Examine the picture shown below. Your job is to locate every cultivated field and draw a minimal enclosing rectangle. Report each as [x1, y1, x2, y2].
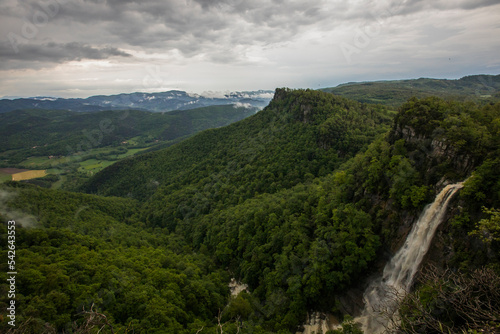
[11, 170, 47, 181]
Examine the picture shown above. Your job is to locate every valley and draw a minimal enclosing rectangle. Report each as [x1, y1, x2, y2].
[1, 75, 500, 333]
[0, 105, 256, 190]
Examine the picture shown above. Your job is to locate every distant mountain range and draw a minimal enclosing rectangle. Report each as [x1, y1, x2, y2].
[0, 90, 274, 113]
[3, 75, 499, 114]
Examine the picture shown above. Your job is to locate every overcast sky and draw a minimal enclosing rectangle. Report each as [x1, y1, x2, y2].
[1, 0, 499, 98]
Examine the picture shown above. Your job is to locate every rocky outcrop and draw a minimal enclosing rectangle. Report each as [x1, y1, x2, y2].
[301, 104, 313, 124]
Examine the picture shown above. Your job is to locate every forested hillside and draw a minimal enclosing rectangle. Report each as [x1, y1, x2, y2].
[1, 88, 500, 333]
[322, 74, 500, 107]
[145, 95, 500, 332]
[0, 105, 254, 165]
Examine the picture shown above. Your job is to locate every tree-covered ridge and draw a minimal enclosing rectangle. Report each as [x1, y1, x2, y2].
[0, 90, 273, 114]
[321, 74, 500, 108]
[0, 105, 254, 165]
[82, 88, 393, 203]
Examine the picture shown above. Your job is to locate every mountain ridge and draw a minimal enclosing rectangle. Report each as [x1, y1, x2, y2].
[0, 90, 274, 114]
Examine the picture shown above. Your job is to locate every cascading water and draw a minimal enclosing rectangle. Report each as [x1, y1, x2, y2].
[355, 182, 464, 333]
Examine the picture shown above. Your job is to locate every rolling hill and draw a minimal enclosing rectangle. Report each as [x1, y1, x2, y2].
[321, 74, 500, 107]
[0, 104, 256, 190]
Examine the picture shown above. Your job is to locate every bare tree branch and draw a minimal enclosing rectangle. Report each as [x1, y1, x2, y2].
[385, 265, 500, 334]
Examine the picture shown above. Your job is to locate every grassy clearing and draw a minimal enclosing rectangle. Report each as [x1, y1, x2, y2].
[20, 156, 70, 169]
[78, 159, 115, 174]
[16, 142, 152, 171]
[0, 171, 11, 183]
[46, 168, 63, 174]
[21, 156, 50, 167]
[51, 174, 67, 189]
[125, 136, 141, 145]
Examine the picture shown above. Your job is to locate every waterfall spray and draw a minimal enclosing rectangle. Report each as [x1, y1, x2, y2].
[355, 182, 464, 333]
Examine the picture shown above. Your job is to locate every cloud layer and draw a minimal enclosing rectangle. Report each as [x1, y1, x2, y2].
[1, 0, 499, 97]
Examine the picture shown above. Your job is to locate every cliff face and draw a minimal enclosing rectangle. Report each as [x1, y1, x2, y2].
[334, 96, 497, 308]
[274, 88, 314, 124]
[391, 123, 476, 179]
[292, 95, 498, 331]
[297, 312, 340, 334]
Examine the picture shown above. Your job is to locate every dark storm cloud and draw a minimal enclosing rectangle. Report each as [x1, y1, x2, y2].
[0, 41, 131, 69]
[94, 0, 327, 49]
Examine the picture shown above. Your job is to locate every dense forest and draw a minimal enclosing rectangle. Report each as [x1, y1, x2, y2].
[0, 184, 232, 333]
[1, 87, 500, 333]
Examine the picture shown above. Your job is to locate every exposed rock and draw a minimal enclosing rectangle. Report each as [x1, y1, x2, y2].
[301, 104, 313, 123]
[297, 312, 340, 334]
[394, 125, 476, 177]
[400, 125, 421, 142]
[228, 278, 248, 297]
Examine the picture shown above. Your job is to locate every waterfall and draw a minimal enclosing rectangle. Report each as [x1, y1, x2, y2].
[355, 182, 464, 333]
